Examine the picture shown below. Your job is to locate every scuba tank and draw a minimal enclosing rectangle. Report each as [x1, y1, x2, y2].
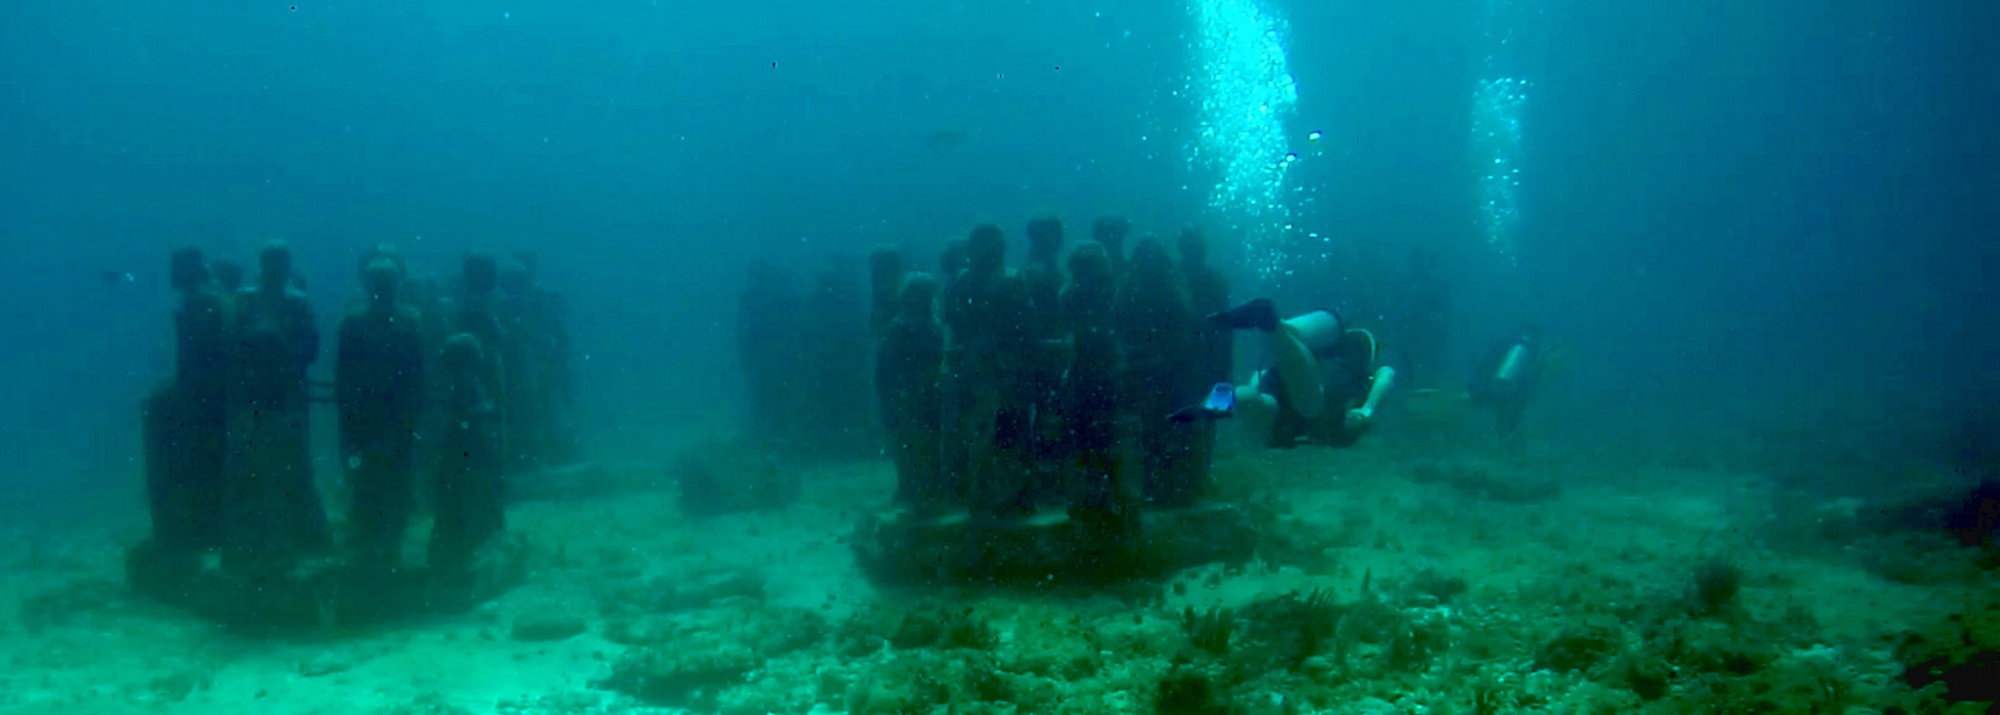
[1494, 342, 1531, 384]
[1488, 330, 1539, 397]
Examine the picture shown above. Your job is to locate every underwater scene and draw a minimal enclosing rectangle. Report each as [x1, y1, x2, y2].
[1, 0, 1996, 713]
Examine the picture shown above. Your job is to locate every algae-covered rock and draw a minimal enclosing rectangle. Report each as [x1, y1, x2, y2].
[1687, 557, 1743, 616]
[1155, 665, 1234, 715]
[1227, 590, 1339, 676]
[376, 693, 475, 715]
[887, 602, 996, 651]
[1535, 618, 1622, 674]
[1619, 652, 1672, 701]
[604, 601, 825, 657]
[596, 599, 830, 708]
[1899, 599, 2000, 704]
[598, 642, 759, 708]
[1654, 617, 1777, 677]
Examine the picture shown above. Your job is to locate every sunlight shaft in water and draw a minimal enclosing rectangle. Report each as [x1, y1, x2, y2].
[1185, 0, 1300, 282]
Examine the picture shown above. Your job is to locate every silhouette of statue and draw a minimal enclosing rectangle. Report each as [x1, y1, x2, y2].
[221, 240, 329, 576]
[432, 333, 505, 571]
[945, 224, 1035, 519]
[1119, 238, 1201, 506]
[876, 273, 945, 511]
[337, 258, 427, 566]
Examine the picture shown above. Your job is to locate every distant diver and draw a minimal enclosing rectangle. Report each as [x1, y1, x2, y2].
[1468, 325, 1545, 435]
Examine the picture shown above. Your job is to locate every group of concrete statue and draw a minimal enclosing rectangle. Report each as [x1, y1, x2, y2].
[142, 240, 573, 583]
[738, 217, 1235, 532]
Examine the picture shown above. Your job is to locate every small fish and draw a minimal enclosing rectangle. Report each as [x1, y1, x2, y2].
[100, 270, 136, 286]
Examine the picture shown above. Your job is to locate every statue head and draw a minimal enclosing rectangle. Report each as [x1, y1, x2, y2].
[170, 247, 208, 293]
[1066, 241, 1112, 288]
[359, 242, 405, 285]
[462, 251, 499, 295]
[257, 240, 294, 290]
[870, 244, 905, 281]
[897, 272, 938, 322]
[442, 332, 484, 372]
[938, 238, 970, 280]
[1176, 226, 1208, 266]
[1129, 236, 1175, 282]
[364, 258, 403, 305]
[1026, 216, 1064, 263]
[967, 223, 1006, 273]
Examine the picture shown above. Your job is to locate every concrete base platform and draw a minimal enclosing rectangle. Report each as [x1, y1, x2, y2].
[852, 503, 1261, 587]
[125, 537, 528, 629]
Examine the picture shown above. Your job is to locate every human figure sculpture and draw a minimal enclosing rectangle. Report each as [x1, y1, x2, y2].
[432, 333, 505, 571]
[876, 273, 945, 512]
[1177, 226, 1230, 493]
[337, 258, 427, 566]
[868, 245, 907, 339]
[1020, 216, 1069, 499]
[222, 240, 329, 575]
[1119, 238, 1201, 507]
[934, 237, 972, 498]
[944, 224, 1035, 519]
[143, 247, 230, 553]
[453, 251, 510, 464]
[1060, 241, 1127, 520]
[1091, 216, 1132, 283]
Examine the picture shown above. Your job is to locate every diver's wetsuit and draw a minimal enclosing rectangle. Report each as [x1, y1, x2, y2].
[1257, 328, 1402, 447]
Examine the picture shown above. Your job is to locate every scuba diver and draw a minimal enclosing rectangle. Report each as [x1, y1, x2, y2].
[1468, 325, 1544, 435]
[1186, 298, 1400, 448]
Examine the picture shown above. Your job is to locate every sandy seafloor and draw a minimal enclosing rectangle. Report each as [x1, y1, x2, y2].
[0, 420, 1993, 715]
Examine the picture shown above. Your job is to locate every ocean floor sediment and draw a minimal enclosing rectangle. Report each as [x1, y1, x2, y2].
[0, 435, 1991, 715]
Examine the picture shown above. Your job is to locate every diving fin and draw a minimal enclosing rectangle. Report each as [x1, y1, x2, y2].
[1170, 383, 1238, 423]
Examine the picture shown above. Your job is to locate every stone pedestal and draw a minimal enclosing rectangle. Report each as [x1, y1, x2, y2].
[125, 536, 527, 629]
[853, 502, 1260, 587]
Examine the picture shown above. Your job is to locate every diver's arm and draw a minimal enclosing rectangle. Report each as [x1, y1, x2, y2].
[1359, 366, 1397, 414]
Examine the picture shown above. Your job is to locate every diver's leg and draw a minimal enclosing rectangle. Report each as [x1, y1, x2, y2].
[1231, 377, 1281, 449]
[1268, 322, 1325, 419]
[1496, 398, 1527, 435]
[1206, 298, 1280, 332]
